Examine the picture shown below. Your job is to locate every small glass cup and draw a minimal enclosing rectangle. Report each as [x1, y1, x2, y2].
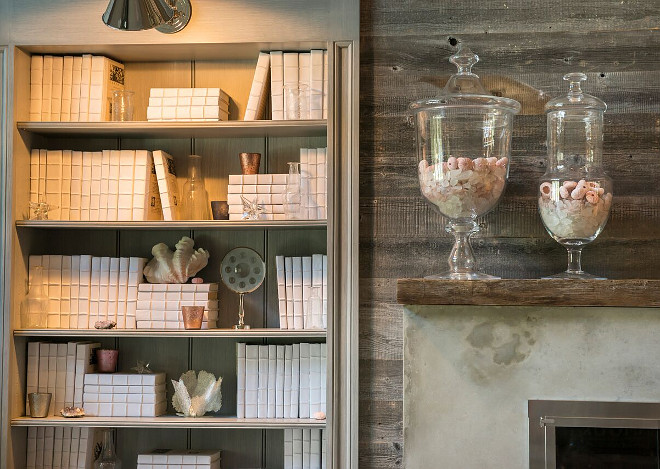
[284, 84, 310, 120]
[182, 306, 204, 329]
[28, 392, 52, 418]
[111, 90, 134, 122]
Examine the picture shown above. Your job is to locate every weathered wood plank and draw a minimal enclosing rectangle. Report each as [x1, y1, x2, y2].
[358, 441, 403, 469]
[397, 279, 660, 306]
[359, 304, 403, 360]
[359, 400, 404, 442]
[359, 359, 403, 399]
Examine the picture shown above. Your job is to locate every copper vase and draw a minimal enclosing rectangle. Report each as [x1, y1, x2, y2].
[182, 306, 205, 329]
[96, 349, 119, 373]
[239, 152, 261, 175]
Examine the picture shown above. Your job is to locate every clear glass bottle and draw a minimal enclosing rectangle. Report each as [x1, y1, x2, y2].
[20, 265, 48, 328]
[181, 154, 211, 220]
[409, 46, 521, 279]
[538, 73, 612, 279]
[283, 162, 305, 219]
[93, 429, 121, 469]
[306, 286, 324, 329]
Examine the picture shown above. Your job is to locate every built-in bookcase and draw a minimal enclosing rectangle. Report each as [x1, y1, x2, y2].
[4, 42, 356, 468]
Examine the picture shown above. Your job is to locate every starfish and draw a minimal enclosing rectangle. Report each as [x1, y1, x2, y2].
[241, 195, 266, 220]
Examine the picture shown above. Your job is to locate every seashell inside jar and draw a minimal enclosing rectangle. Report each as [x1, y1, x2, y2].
[419, 156, 508, 219]
[538, 178, 612, 243]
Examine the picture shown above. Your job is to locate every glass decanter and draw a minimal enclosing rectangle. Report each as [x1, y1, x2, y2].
[538, 73, 612, 279]
[181, 154, 211, 220]
[410, 46, 521, 279]
[283, 162, 306, 219]
[94, 429, 121, 469]
[306, 286, 324, 329]
[20, 265, 48, 328]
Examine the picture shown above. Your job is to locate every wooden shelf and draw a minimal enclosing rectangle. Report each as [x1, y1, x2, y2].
[17, 120, 327, 138]
[14, 328, 327, 339]
[396, 279, 660, 307]
[16, 220, 327, 230]
[11, 416, 326, 429]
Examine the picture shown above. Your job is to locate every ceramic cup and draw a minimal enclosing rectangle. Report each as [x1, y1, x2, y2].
[28, 392, 52, 418]
[211, 201, 230, 220]
[182, 305, 205, 329]
[239, 152, 261, 175]
[96, 349, 119, 373]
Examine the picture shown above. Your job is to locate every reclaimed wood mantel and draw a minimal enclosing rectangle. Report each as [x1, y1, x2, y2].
[396, 279, 660, 307]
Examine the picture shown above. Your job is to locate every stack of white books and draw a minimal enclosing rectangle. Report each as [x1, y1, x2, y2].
[236, 343, 327, 419]
[83, 372, 167, 417]
[137, 449, 221, 469]
[28, 255, 146, 329]
[26, 427, 99, 469]
[244, 50, 328, 121]
[25, 342, 101, 416]
[275, 255, 327, 330]
[300, 147, 328, 220]
[29, 54, 124, 122]
[284, 429, 326, 469]
[136, 283, 219, 329]
[147, 88, 230, 122]
[29, 149, 163, 221]
[227, 174, 287, 220]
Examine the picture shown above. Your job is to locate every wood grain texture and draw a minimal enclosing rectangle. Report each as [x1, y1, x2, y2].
[397, 279, 660, 307]
[359, 0, 660, 466]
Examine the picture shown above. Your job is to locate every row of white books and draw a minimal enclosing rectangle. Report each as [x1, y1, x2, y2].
[26, 427, 99, 469]
[244, 50, 328, 120]
[137, 449, 221, 469]
[236, 343, 326, 419]
[227, 173, 287, 221]
[28, 255, 146, 329]
[30, 54, 124, 122]
[147, 87, 230, 122]
[29, 149, 181, 221]
[300, 147, 328, 220]
[284, 429, 327, 469]
[136, 283, 220, 330]
[276, 255, 328, 330]
[25, 341, 101, 416]
[83, 373, 167, 417]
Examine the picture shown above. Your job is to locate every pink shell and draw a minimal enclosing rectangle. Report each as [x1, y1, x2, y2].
[571, 187, 587, 200]
[562, 180, 578, 191]
[540, 182, 552, 198]
[559, 186, 571, 199]
[447, 157, 458, 170]
[495, 157, 509, 168]
[191, 277, 204, 284]
[457, 157, 473, 170]
[597, 187, 605, 196]
[486, 157, 498, 167]
[473, 158, 488, 171]
[585, 190, 600, 204]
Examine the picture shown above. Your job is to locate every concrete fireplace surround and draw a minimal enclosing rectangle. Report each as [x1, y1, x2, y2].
[403, 305, 660, 468]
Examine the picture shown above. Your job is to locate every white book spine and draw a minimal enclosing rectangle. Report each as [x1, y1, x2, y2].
[41, 55, 53, 121]
[127, 257, 146, 327]
[88, 55, 104, 122]
[30, 55, 43, 121]
[276, 255, 287, 329]
[60, 255, 72, 329]
[310, 50, 324, 120]
[267, 344, 277, 418]
[310, 428, 322, 469]
[38, 149, 47, 207]
[53, 413, 64, 469]
[89, 257, 101, 326]
[46, 150, 63, 220]
[284, 428, 294, 469]
[245, 344, 259, 418]
[51, 55, 64, 122]
[117, 258, 129, 329]
[293, 428, 303, 469]
[108, 257, 120, 325]
[258, 345, 269, 418]
[284, 344, 293, 418]
[107, 150, 120, 221]
[298, 52, 311, 119]
[320, 343, 327, 414]
[132, 150, 149, 221]
[283, 52, 299, 120]
[47, 255, 62, 328]
[309, 343, 322, 416]
[47, 343, 58, 415]
[90, 151, 103, 221]
[299, 342, 310, 418]
[244, 51, 270, 120]
[69, 257, 80, 329]
[26, 341, 40, 414]
[78, 54, 92, 121]
[292, 257, 304, 329]
[44, 426, 55, 468]
[270, 51, 284, 120]
[74, 343, 100, 407]
[236, 342, 246, 418]
[152, 150, 180, 221]
[38, 343, 49, 408]
[78, 255, 92, 329]
[70, 56, 83, 122]
[61, 427, 72, 469]
[291, 343, 300, 418]
[307, 149, 318, 219]
[302, 257, 312, 328]
[29, 149, 40, 212]
[322, 50, 328, 120]
[322, 255, 327, 329]
[36, 427, 45, 469]
[99, 149, 111, 221]
[69, 427, 80, 469]
[321, 429, 327, 469]
[69, 151, 83, 220]
[302, 428, 311, 469]
[61, 56, 74, 122]
[26, 427, 38, 468]
[65, 341, 78, 406]
[276, 345, 285, 418]
[80, 151, 92, 221]
[99, 257, 111, 323]
[317, 147, 327, 219]
[285, 257, 295, 330]
[118, 150, 136, 220]
[61, 150, 72, 220]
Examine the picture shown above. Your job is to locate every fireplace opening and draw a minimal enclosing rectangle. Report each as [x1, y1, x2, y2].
[529, 401, 660, 469]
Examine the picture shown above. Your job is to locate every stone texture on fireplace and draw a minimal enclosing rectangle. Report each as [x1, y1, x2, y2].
[403, 305, 660, 468]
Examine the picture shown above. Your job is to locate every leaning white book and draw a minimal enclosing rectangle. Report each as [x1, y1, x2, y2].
[322, 255, 328, 329]
[132, 150, 163, 221]
[29, 55, 43, 121]
[244, 52, 271, 121]
[153, 150, 181, 221]
[74, 342, 100, 407]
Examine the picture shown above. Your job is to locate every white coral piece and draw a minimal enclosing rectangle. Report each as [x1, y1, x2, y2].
[172, 370, 223, 418]
[143, 236, 210, 283]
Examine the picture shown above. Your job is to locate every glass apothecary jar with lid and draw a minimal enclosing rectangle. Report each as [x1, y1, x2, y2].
[538, 73, 612, 279]
[410, 46, 521, 279]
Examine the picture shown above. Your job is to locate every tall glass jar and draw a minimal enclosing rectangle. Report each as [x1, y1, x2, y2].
[181, 154, 211, 220]
[538, 73, 612, 279]
[94, 429, 121, 469]
[410, 46, 521, 279]
[283, 162, 305, 219]
[20, 265, 48, 328]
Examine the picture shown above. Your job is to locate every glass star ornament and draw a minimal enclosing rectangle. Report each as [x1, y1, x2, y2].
[131, 361, 153, 374]
[29, 201, 57, 220]
[241, 195, 265, 220]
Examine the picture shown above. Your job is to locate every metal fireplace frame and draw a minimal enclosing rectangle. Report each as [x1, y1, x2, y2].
[529, 400, 660, 469]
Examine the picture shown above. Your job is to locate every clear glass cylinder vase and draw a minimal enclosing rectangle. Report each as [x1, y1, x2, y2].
[182, 154, 211, 220]
[94, 429, 121, 469]
[283, 162, 305, 219]
[20, 265, 48, 328]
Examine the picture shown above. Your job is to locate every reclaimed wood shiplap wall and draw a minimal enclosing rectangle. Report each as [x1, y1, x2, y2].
[359, 1, 660, 466]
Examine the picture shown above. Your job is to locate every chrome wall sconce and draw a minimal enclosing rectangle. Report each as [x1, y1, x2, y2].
[102, 0, 192, 34]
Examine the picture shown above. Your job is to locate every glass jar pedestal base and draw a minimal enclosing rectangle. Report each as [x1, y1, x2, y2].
[426, 220, 500, 280]
[542, 247, 607, 280]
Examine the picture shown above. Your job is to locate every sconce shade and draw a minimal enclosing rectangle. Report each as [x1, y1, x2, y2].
[102, 0, 175, 31]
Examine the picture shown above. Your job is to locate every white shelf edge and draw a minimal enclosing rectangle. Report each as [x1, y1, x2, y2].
[11, 416, 326, 429]
[14, 328, 327, 338]
[15, 220, 327, 230]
